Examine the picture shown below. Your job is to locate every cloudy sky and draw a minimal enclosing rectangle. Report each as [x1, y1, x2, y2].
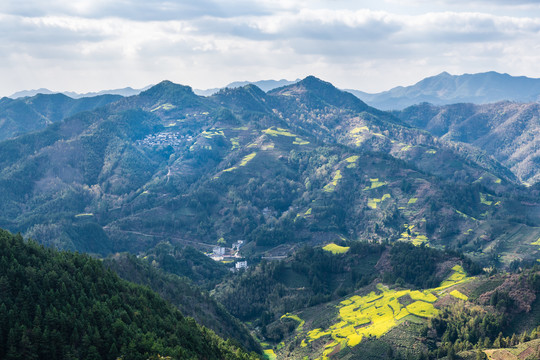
[1, 0, 540, 96]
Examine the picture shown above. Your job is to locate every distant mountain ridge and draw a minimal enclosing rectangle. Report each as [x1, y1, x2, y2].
[8, 86, 152, 99]
[194, 78, 300, 96]
[9, 79, 298, 99]
[0, 92, 123, 141]
[395, 101, 540, 184]
[349, 71, 540, 110]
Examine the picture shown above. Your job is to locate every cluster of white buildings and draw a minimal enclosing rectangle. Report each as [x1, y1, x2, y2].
[208, 240, 248, 270]
[136, 131, 192, 148]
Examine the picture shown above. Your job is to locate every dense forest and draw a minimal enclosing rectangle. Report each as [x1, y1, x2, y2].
[0, 228, 259, 360]
[103, 251, 261, 352]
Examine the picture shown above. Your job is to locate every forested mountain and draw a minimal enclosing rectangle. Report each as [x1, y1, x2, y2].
[395, 101, 540, 185]
[0, 228, 259, 360]
[0, 93, 122, 141]
[350, 71, 540, 110]
[103, 250, 261, 352]
[0, 76, 538, 268]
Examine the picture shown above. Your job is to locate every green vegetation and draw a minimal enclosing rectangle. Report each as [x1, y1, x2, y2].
[397, 101, 540, 185]
[0, 229, 258, 360]
[262, 127, 297, 137]
[480, 193, 493, 206]
[280, 313, 305, 332]
[399, 225, 429, 246]
[301, 266, 471, 356]
[450, 289, 468, 301]
[240, 152, 257, 166]
[0, 92, 122, 142]
[104, 252, 261, 352]
[323, 243, 350, 254]
[323, 170, 342, 192]
[439, 265, 468, 289]
[4, 76, 540, 360]
[74, 213, 94, 217]
[384, 243, 481, 289]
[263, 349, 276, 360]
[484, 338, 540, 360]
[364, 178, 388, 191]
[231, 137, 240, 150]
[368, 193, 391, 209]
[202, 128, 225, 138]
[151, 103, 176, 111]
[214, 243, 385, 323]
[293, 138, 310, 145]
[140, 242, 230, 289]
[351, 126, 369, 134]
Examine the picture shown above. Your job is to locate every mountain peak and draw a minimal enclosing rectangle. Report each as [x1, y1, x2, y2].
[269, 75, 336, 94]
[9, 88, 57, 99]
[211, 83, 269, 113]
[270, 75, 370, 113]
[225, 79, 299, 92]
[143, 80, 193, 93]
[436, 71, 452, 77]
[139, 80, 198, 101]
[298, 75, 332, 88]
[355, 71, 540, 110]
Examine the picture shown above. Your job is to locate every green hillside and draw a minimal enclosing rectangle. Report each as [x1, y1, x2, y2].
[0, 228, 259, 360]
[395, 101, 540, 185]
[0, 93, 122, 141]
[219, 241, 539, 360]
[104, 251, 261, 352]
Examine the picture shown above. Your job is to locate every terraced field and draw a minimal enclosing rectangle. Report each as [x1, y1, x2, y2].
[323, 243, 350, 254]
[262, 127, 309, 145]
[364, 178, 388, 191]
[281, 265, 473, 360]
[324, 170, 343, 192]
[399, 224, 429, 246]
[368, 194, 391, 209]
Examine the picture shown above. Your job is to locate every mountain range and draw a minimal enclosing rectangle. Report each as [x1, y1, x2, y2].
[349, 71, 540, 110]
[10, 71, 540, 112]
[8, 86, 152, 99]
[0, 93, 123, 141]
[7, 79, 298, 99]
[0, 76, 537, 268]
[2, 74, 540, 360]
[395, 101, 540, 185]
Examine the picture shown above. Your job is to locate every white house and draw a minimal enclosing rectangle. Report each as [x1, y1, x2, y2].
[235, 261, 248, 270]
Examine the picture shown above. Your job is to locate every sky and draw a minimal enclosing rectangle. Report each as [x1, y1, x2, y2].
[1, 0, 540, 96]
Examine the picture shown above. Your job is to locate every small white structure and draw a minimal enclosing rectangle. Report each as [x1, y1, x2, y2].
[232, 240, 245, 251]
[213, 246, 226, 256]
[235, 261, 248, 270]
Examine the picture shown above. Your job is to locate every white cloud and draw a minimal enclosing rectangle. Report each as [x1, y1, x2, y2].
[1, 1, 540, 95]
